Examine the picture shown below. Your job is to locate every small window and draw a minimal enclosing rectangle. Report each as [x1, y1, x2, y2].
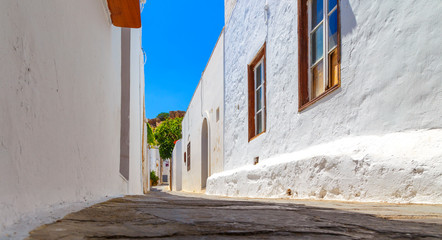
[298, 0, 340, 111]
[184, 152, 186, 163]
[187, 142, 191, 171]
[216, 107, 220, 122]
[247, 43, 266, 141]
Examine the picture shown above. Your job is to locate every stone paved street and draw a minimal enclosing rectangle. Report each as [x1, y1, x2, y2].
[28, 188, 442, 240]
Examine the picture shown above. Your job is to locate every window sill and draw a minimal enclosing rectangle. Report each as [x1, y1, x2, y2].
[298, 84, 340, 112]
[248, 130, 266, 142]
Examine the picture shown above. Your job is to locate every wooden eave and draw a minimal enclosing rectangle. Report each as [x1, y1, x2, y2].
[107, 0, 141, 28]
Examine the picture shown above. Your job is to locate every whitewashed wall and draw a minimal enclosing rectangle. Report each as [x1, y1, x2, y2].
[222, 0, 442, 170]
[148, 147, 161, 178]
[172, 140, 183, 191]
[180, 32, 225, 192]
[208, 0, 442, 203]
[224, 0, 237, 25]
[0, 0, 144, 236]
[128, 28, 145, 194]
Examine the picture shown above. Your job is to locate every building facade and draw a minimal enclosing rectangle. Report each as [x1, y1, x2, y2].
[173, 31, 225, 193]
[0, 0, 147, 235]
[206, 0, 442, 203]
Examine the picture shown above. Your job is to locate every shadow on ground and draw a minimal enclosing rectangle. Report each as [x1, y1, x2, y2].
[27, 190, 442, 239]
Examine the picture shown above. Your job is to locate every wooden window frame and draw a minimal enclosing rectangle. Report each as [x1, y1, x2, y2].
[248, 43, 267, 141]
[298, 0, 341, 112]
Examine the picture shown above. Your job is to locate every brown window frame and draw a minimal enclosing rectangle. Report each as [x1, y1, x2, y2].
[247, 43, 267, 142]
[298, 0, 341, 112]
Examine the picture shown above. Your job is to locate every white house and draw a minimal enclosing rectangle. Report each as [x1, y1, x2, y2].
[206, 0, 442, 204]
[0, 0, 148, 236]
[148, 146, 161, 182]
[172, 140, 183, 191]
[173, 31, 225, 193]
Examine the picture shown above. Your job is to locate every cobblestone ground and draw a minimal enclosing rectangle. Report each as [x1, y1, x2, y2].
[28, 189, 442, 240]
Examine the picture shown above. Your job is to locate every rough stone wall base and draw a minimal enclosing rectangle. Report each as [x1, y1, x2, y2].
[207, 129, 442, 204]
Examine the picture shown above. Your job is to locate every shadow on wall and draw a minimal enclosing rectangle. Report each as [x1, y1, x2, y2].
[341, 0, 357, 37]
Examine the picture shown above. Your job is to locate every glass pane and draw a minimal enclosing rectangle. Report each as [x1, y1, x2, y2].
[328, 0, 337, 12]
[312, 60, 324, 99]
[328, 10, 338, 51]
[328, 50, 339, 88]
[311, 24, 323, 65]
[311, 0, 323, 28]
[256, 111, 263, 134]
[255, 63, 262, 87]
[256, 88, 262, 111]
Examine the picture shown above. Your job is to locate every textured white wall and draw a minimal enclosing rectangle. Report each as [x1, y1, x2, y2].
[180, 32, 225, 192]
[223, 0, 442, 170]
[0, 0, 144, 235]
[224, 0, 237, 25]
[148, 147, 160, 178]
[181, 84, 203, 192]
[128, 28, 144, 194]
[172, 140, 182, 191]
[209, 0, 442, 203]
[208, 129, 442, 203]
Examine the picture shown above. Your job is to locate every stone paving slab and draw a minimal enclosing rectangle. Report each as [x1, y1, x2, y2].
[28, 189, 442, 239]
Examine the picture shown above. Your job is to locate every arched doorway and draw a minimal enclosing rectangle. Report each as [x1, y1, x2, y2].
[201, 118, 209, 189]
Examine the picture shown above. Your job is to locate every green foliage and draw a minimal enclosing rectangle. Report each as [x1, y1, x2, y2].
[150, 171, 159, 186]
[147, 123, 157, 146]
[154, 117, 182, 159]
[156, 112, 170, 121]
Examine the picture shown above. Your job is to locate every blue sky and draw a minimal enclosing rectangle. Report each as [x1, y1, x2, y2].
[142, 1, 224, 119]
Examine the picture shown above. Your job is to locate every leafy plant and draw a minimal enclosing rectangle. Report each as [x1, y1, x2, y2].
[150, 171, 159, 186]
[156, 112, 170, 121]
[154, 117, 182, 159]
[147, 123, 157, 146]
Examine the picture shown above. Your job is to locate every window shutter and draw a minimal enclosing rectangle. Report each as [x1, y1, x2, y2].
[298, 0, 309, 109]
[248, 64, 255, 141]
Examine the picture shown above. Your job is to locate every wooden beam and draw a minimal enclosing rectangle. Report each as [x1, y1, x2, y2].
[107, 0, 141, 28]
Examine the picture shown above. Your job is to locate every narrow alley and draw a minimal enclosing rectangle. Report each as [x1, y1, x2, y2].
[28, 188, 442, 239]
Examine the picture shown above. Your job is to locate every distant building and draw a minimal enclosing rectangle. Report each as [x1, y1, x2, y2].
[0, 0, 147, 234]
[172, 31, 225, 192]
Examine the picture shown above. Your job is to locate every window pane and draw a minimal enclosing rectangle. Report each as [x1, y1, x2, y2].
[256, 88, 262, 111]
[328, 0, 337, 12]
[311, 24, 323, 65]
[255, 63, 262, 87]
[256, 111, 263, 134]
[311, 0, 323, 28]
[328, 10, 338, 51]
[312, 60, 324, 99]
[328, 50, 339, 88]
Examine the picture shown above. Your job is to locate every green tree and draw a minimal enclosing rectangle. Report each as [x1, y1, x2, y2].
[147, 123, 157, 146]
[156, 112, 170, 121]
[154, 117, 182, 159]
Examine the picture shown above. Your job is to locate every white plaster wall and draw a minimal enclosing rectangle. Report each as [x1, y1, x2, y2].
[224, 0, 237, 25]
[128, 28, 145, 194]
[211, 0, 442, 203]
[162, 159, 170, 183]
[181, 32, 224, 192]
[202, 32, 225, 176]
[207, 129, 442, 204]
[181, 86, 203, 192]
[148, 147, 160, 178]
[0, 0, 144, 235]
[222, 0, 442, 170]
[172, 140, 183, 191]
